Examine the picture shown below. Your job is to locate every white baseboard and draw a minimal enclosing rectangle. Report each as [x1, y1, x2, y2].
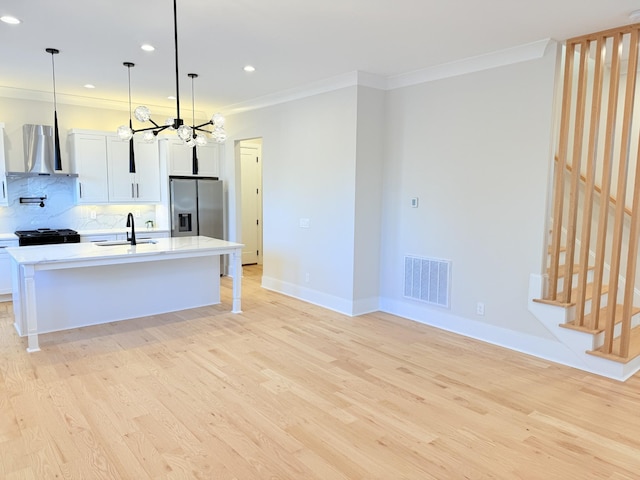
[260, 276, 380, 316]
[379, 296, 632, 381]
[260, 274, 636, 380]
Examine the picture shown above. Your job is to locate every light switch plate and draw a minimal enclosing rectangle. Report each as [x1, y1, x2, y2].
[411, 197, 419, 208]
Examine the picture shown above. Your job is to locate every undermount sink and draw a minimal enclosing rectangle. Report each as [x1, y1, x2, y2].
[94, 239, 157, 246]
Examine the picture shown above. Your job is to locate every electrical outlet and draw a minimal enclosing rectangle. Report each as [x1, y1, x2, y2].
[299, 218, 310, 228]
[476, 302, 485, 316]
[90, 210, 97, 219]
[134, 210, 141, 218]
[305, 272, 310, 283]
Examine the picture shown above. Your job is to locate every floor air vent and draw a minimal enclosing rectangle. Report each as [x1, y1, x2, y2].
[404, 255, 451, 308]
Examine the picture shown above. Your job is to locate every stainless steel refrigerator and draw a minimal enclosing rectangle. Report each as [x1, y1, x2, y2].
[169, 176, 226, 272]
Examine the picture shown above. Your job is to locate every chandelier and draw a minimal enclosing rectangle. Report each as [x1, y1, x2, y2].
[117, 0, 226, 172]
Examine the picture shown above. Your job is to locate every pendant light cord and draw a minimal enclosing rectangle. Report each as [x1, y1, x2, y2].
[127, 64, 133, 127]
[191, 75, 195, 127]
[50, 54, 57, 109]
[173, 0, 181, 123]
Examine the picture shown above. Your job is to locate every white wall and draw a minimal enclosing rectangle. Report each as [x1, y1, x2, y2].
[353, 86, 385, 314]
[222, 46, 566, 346]
[379, 46, 559, 339]
[225, 87, 361, 313]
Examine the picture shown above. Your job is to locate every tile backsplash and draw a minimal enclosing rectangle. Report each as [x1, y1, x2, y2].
[0, 176, 158, 233]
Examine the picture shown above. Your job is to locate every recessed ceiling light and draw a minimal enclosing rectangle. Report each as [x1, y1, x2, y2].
[141, 44, 155, 52]
[167, 95, 176, 100]
[0, 15, 21, 24]
[244, 65, 256, 72]
[84, 84, 96, 89]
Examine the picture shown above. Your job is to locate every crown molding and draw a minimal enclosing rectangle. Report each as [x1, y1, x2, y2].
[0, 86, 208, 118]
[224, 39, 555, 114]
[1, 39, 556, 117]
[387, 38, 555, 89]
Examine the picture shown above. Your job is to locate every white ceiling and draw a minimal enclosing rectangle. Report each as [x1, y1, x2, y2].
[0, 0, 639, 117]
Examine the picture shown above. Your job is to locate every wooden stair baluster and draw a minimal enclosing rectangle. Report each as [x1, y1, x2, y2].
[547, 42, 576, 302]
[621, 28, 640, 358]
[592, 32, 623, 352]
[561, 40, 589, 306]
[576, 36, 605, 330]
[604, 29, 639, 354]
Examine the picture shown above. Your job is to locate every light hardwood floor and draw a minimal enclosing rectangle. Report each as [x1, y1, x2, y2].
[2, 265, 640, 479]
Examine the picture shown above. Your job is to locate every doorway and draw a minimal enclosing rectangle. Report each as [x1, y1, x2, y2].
[238, 139, 263, 265]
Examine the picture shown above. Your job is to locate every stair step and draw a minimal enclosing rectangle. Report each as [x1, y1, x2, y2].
[560, 304, 640, 334]
[587, 323, 640, 363]
[533, 283, 608, 307]
[547, 245, 567, 254]
[547, 263, 594, 279]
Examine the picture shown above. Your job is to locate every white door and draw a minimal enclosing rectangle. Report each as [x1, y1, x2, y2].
[240, 142, 262, 265]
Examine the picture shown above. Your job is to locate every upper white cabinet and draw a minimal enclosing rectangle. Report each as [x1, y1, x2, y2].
[0, 123, 8, 206]
[107, 137, 161, 203]
[70, 130, 161, 204]
[167, 139, 220, 177]
[70, 132, 109, 204]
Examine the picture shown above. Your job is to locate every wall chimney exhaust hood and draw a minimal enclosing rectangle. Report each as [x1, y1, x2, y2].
[6, 124, 77, 178]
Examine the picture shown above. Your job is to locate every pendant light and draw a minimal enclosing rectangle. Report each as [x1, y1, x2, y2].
[187, 73, 208, 175]
[117, 62, 137, 173]
[117, 0, 226, 161]
[46, 48, 62, 171]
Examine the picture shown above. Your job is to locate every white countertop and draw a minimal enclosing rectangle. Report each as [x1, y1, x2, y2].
[0, 233, 18, 242]
[7, 236, 243, 266]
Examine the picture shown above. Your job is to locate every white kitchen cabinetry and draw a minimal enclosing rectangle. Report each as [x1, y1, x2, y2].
[136, 230, 170, 241]
[167, 139, 220, 177]
[108, 137, 161, 203]
[70, 130, 161, 204]
[70, 133, 109, 204]
[0, 123, 9, 206]
[80, 233, 119, 243]
[81, 231, 168, 243]
[0, 239, 18, 296]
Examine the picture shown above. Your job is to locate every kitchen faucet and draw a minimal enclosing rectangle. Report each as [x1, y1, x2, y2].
[126, 212, 137, 245]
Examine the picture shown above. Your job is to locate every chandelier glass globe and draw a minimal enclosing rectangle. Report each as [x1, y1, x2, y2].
[134, 105, 151, 122]
[212, 113, 225, 127]
[117, 125, 133, 141]
[142, 131, 155, 143]
[177, 124, 193, 141]
[212, 128, 227, 144]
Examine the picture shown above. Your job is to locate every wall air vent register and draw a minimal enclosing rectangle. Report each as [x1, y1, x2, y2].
[404, 255, 451, 308]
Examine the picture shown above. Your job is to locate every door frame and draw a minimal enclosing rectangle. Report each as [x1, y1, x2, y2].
[235, 138, 263, 265]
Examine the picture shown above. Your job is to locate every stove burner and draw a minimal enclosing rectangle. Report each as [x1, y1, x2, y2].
[15, 228, 80, 246]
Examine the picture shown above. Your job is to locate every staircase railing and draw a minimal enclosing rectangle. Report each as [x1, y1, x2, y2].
[546, 24, 640, 360]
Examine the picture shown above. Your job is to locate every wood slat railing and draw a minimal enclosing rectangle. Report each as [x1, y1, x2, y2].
[546, 24, 640, 361]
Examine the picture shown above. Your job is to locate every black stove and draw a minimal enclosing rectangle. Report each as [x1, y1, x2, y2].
[15, 228, 81, 246]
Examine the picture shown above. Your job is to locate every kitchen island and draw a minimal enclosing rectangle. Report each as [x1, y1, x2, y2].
[7, 236, 244, 352]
